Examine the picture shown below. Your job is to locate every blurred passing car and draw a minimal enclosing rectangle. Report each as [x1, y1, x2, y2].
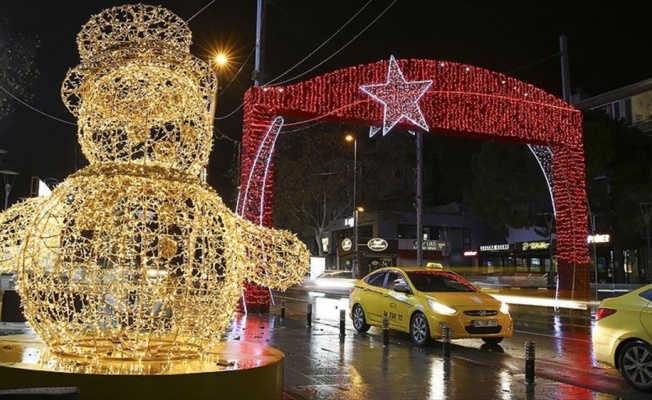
[592, 284, 652, 392]
[349, 265, 513, 346]
[303, 270, 357, 294]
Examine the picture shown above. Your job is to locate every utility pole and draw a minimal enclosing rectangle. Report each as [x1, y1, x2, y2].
[416, 132, 423, 266]
[253, 0, 264, 86]
[559, 34, 572, 103]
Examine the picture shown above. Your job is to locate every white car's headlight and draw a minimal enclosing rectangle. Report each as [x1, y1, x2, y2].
[427, 299, 457, 315]
[500, 302, 509, 314]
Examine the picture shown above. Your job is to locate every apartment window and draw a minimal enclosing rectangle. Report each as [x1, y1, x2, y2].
[595, 101, 621, 121]
[631, 91, 652, 125]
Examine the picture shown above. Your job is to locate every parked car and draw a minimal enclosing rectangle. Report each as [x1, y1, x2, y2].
[592, 284, 652, 392]
[303, 270, 357, 293]
[349, 265, 513, 346]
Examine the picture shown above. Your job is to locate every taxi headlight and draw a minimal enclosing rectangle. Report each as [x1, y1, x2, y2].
[500, 302, 509, 314]
[427, 299, 456, 315]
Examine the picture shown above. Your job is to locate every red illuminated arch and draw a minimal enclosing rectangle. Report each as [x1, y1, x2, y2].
[238, 58, 589, 299]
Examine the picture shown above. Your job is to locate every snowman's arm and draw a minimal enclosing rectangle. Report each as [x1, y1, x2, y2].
[237, 219, 310, 291]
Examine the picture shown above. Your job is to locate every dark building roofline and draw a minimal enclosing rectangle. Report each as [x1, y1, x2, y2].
[574, 77, 652, 110]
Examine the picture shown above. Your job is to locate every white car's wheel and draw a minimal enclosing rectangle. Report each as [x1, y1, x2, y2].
[352, 304, 370, 333]
[619, 340, 652, 392]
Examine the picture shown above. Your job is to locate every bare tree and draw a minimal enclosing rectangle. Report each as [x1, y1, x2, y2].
[0, 14, 39, 120]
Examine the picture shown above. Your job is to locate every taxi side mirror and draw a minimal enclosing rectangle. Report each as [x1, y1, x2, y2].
[393, 283, 411, 294]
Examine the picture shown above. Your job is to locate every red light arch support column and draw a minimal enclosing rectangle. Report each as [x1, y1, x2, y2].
[238, 58, 589, 305]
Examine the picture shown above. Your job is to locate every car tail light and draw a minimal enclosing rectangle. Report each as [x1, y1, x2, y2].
[596, 307, 617, 321]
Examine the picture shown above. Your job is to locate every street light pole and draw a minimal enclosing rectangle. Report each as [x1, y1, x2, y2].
[416, 132, 424, 266]
[639, 202, 652, 283]
[346, 134, 358, 277]
[353, 137, 357, 245]
[559, 34, 572, 104]
[208, 53, 228, 118]
[206, 53, 228, 183]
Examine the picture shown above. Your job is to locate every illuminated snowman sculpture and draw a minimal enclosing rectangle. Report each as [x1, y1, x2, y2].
[0, 4, 309, 360]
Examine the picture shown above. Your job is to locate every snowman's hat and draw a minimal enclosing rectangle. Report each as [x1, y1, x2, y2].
[61, 3, 216, 116]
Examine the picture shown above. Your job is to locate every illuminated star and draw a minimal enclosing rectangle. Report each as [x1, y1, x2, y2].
[360, 56, 433, 135]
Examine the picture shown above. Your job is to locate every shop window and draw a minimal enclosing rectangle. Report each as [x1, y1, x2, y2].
[515, 257, 528, 271]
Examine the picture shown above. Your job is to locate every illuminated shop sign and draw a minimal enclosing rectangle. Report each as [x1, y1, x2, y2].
[587, 234, 610, 244]
[479, 244, 510, 252]
[341, 238, 352, 251]
[412, 240, 446, 251]
[463, 250, 478, 257]
[367, 238, 388, 252]
[520, 241, 550, 251]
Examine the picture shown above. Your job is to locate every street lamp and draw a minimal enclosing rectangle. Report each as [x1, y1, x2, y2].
[1, 169, 19, 210]
[208, 52, 229, 116]
[204, 52, 229, 183]
[345, 134, 359, 276]
[213, 53, 228, 68]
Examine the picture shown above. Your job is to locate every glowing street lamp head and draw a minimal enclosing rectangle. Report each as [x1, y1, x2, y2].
[213, 53, 228, 67]
[345, 134, 355, 142]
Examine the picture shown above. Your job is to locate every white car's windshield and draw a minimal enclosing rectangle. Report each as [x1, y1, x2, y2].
[407, 271, 477, 293]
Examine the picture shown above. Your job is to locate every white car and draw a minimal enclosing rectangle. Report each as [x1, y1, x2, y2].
[304, 270, 356, 293]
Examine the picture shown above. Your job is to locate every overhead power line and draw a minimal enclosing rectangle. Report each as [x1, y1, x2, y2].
[265, 0, 374, 86]
[0, 84, 76, 126]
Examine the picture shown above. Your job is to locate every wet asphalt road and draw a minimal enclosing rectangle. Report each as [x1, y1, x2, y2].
[0, 288, 647, 399]
[255, 287, 648, 400]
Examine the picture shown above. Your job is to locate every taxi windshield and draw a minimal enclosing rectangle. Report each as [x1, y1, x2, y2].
[406, 271, 477, 293]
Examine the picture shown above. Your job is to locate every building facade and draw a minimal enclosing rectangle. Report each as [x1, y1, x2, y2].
[574, 78, 652, 284]
[323, 203, 507, 278]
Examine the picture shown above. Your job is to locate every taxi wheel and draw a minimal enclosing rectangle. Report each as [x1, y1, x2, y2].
[618, 340, 652, 392]
[352, 304, 370, 333]
[482, 337, 503, 345]
[410, 312, 430, 346]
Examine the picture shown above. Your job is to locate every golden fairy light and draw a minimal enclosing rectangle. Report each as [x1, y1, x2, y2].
[0, 4, 309, 361]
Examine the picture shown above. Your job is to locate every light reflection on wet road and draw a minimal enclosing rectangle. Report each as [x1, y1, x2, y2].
[256, 288, 648, 399]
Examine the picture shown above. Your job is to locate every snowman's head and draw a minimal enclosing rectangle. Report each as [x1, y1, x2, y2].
[61, 4, 217, 176]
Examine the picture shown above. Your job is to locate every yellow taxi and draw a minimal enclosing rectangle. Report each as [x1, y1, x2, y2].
[592, 284, 652, 392]
[349, 265, 513, 346]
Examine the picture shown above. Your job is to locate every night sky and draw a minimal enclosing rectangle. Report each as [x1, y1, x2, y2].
[1, 0, 651, 205]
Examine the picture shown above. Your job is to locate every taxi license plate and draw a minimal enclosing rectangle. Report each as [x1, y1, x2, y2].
[472, 320, 497, 327]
